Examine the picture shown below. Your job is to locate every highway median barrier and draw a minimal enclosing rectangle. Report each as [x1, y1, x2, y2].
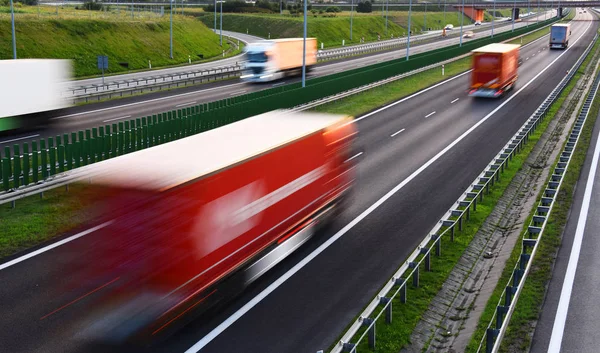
[0, 17, 559, 200]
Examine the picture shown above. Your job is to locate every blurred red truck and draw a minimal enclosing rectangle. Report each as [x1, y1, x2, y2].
[73, 110, 358, 344]
[469, 43, 520, 98]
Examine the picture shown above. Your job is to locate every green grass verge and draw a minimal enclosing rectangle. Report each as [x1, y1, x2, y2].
[0, 184, 103, 259]
[465, 32, 600, 353]
[0, 7, 231, 77]
[196, 11, 474, 48]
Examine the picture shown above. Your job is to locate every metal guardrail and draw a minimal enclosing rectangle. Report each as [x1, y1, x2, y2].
[475, 32, 600, 353]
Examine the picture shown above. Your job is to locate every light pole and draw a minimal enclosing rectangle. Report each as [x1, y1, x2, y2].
[537, 0, 540, 24]
[424, 2, 427, 32]
[350, 0, 353, 41]
[214, 0, 217, 32]
[220, 0, 223, 46]
[302, 0, 307, 87]
[385, 0, 389, 35]
[443, 0, 446, 29]
[407, 0, 412, 59]
[492, 0, 495, 37]
[170, 0, 173, 58]
[459, 0, 464, 47]
[9, 0, 16, 59]
[512, 0, 516, 32]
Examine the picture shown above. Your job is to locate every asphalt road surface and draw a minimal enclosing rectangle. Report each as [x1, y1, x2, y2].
[0, 9, 594, 353]
[530, 65, 600, 352]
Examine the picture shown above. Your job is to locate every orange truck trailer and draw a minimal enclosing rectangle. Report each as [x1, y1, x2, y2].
[73, 110, 358, 344]
[241, 38, 318, 82]
[469, 43, 520, 98]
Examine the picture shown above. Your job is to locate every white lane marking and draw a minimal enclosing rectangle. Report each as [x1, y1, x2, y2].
[229, 90, 247, 96]
[271, 82, 286, 87]
[0, 222, 112, 271]
[425, 111, 436, 118]
[175, 101, 197, 108]
[50, 82, 247, 120]
[548, 120, 600, 352]
[102, 115, 131, 123]
[0, 134, 40, 144]
[390, 128, 406, 137]
[526, 57, 529, 60]
[184, 20, 592, 353]
[451, 98, 460, 104]
[352, 70, 472, 124]
[344, 152, 363, 163]
[533, 53, 536, 57]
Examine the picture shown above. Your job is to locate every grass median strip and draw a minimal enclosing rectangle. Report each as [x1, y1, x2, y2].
[466, 31, 600, 353]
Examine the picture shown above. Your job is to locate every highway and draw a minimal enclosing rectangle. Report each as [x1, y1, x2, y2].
[529, 76, 600, 351]
[0, 9, 594, 353]
[0, 11, 555, 150]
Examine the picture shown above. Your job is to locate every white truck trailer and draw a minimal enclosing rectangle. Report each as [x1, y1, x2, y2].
[241, 38, 318, 83]
[549, 24, 571, 49]
[0, 59, 72, 132]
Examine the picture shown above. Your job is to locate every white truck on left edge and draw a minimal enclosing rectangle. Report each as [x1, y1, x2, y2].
[0, 59, 73, 132]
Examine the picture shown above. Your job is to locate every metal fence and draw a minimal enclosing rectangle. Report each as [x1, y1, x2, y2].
[475, 32, 600, 353]
[0, 17, 558, 199]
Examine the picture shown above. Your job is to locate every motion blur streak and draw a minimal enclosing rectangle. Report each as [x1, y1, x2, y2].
[152, 290, 218, 336]
[40, 277, 120, 321]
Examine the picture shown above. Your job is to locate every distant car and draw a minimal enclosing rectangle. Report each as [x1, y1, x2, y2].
[463, 31, 475, 38]
[474, 21, 482, 26]
[445, 24, 454, 30]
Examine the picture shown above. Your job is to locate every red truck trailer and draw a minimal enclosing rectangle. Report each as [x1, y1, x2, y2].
[72, 110, 358, 344]
[469, 43, 520, 98]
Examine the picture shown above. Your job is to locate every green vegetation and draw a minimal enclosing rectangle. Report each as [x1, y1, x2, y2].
[467, 33, 600, 353]
[196, 11, 473, 48]
[0, 6, 234, 77]
[0, 184, 103, 259]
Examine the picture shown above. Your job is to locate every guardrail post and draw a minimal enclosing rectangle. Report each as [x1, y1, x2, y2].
[458, 215, 463, 232]
[432, 234, 441, 256]
[420, 248, 431, 271]
[486, 328, 498, 353]
[409, 262, 419, 287]
[380, 297, 392, 324]
[473, 196, 478, 211]
[361, 317, 376, 349]
[341, 342, 356, 353]
[396, 277, 407, 303]
[513, 268, 524, 288]
[23, 143, 29, 186]
[496, 305, 508, 330]
[13, 145, 21, 189]
[519, 253, 531, 270]
[504, 286, 516, 307]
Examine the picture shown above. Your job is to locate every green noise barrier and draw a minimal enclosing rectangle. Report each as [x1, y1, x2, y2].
[0, 17, 558, 192]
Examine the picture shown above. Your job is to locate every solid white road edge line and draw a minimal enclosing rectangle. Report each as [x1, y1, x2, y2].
[184, 19, 592, 353]
[547, 116, 600, 352]
[0, 134, 40, 144]
[102, 115, 131, 123]
[0, 222, 112, 271]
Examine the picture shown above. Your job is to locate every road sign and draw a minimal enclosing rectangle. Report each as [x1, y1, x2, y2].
[97, 55, 108, 70]
[97, 55, 108, 85]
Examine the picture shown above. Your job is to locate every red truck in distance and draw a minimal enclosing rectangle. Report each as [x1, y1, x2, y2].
[469, 43, 520, 98]
[70, 110, 359, 345]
